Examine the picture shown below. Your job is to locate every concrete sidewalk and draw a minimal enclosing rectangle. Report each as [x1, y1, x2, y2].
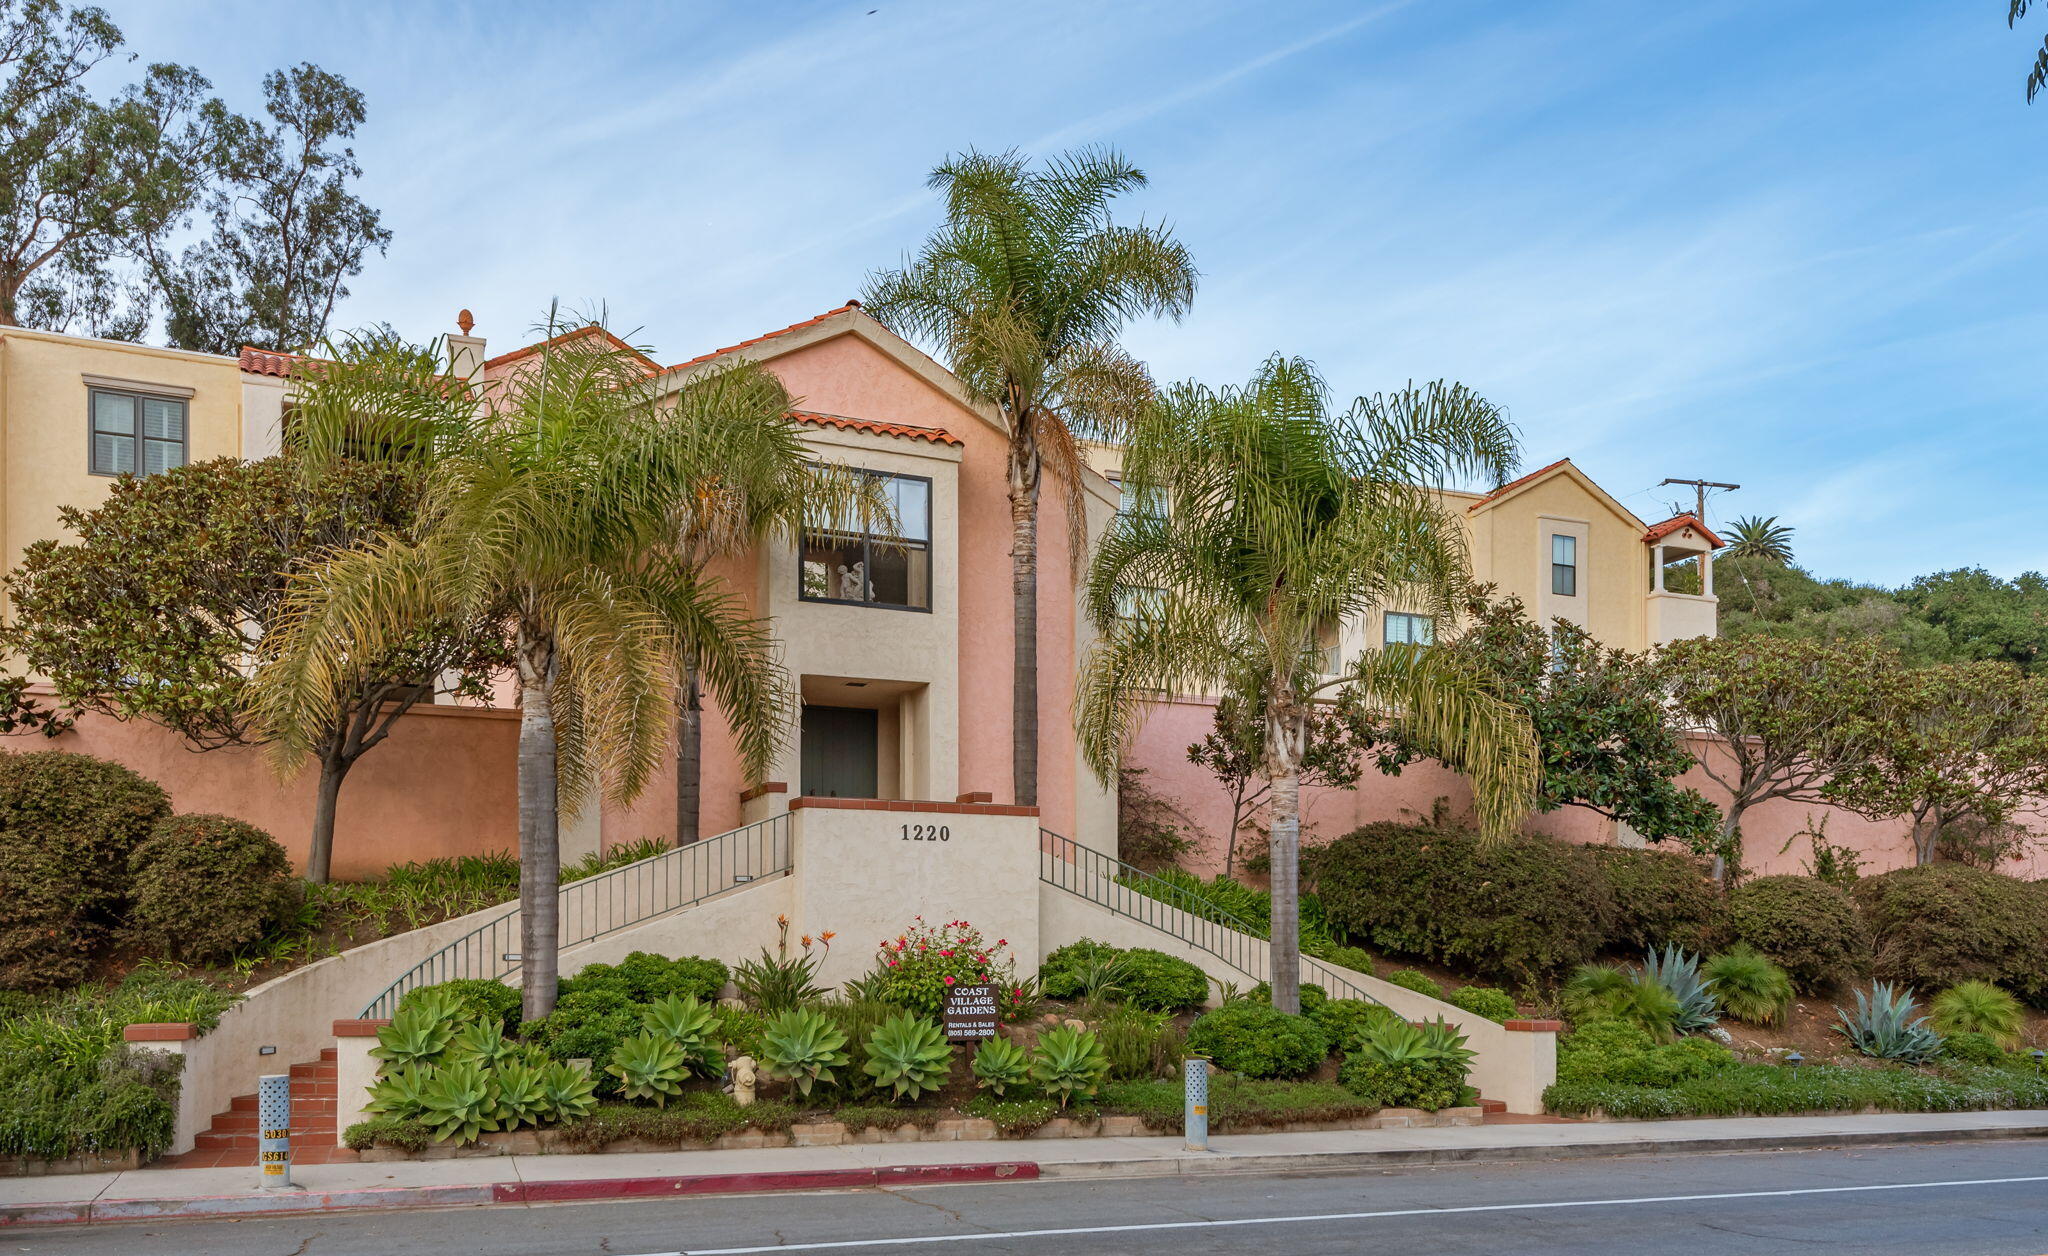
[6, 1109, 2047, 1227]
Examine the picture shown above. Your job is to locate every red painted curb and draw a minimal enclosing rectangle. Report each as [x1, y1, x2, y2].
[0, 1162, 1047, 1228]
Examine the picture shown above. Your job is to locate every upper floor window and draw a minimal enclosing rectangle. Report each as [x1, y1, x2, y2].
[1111, 476, 1164, 520]
[90, 388, 187, 477]
[1383, 612, 1435, 647]
[1116, 585, 1166, 622]
[800, 469, 931, 611]
[1551, 533, 1578, 597]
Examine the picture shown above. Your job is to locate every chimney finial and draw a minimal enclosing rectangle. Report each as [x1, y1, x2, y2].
[457, 308, 475, 335]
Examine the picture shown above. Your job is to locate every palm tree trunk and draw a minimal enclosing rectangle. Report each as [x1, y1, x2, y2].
[1268, 767, 1303, 1015]
[305, 749, 350, 885]
[516, 631, 562, 1023]
[674, 663, 701, 846]
[1008, 439, 1041, 807]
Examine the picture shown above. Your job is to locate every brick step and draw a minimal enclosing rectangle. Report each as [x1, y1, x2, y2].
[319, 1047, 337, 1063]
[1478, 1098, 1507, 1114]
[210, 1112, 336, 1134]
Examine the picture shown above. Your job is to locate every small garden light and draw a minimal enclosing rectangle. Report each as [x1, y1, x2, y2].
[2031, 1048, 2045, 1074]
[1785, 1051, 1804, 1069]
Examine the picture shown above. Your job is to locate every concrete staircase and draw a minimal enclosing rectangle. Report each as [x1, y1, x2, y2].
[157, 1048, 357, 1169]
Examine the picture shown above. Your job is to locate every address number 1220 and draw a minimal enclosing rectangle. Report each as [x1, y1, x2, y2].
[901, 824, 952, 842]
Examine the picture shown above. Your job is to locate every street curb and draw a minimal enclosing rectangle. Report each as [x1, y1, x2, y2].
[1040, 1122, 2048, 1181]
[0, 1161, 1040, 1227]
[7, 1122, 2047, 1228]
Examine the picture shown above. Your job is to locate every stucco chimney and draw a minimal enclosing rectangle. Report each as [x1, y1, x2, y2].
[445, 309, 487, 385]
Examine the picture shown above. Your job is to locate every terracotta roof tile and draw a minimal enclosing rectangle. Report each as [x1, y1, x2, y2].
[1643, 513, 1724, 548]
[1467, 457, 1572, 511]
[658, 302, 860, 377]
[788, 408, 959, 446]
[238, 346, 305, 377]
[482, 325, 659, 372]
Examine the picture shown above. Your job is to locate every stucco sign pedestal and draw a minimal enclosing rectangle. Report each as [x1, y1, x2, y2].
[785, 798, 1041, 992]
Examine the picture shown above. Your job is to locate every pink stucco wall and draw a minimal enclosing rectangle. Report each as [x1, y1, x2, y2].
[7, 699, 520, 882]
[1124, 696, 2048, 880]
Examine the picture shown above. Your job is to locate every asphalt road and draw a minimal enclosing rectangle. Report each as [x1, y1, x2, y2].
[12, 1140, 2048, 1255]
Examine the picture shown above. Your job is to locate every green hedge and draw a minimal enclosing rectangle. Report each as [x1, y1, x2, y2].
[1185, 1003, 1329, 1078]
[1586, 847, 1725, 953]
[1310, 822, 1616, 986]
[0, 751, 171, 989]
[1855, 865, 2048, 1003]
[1546, 1061, 2048, 1119]
[1725, 876, 1868, 993]
[127, 814, 298, 965]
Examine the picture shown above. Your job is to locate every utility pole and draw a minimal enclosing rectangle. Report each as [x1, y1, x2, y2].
[1659, 477, 1740, 522]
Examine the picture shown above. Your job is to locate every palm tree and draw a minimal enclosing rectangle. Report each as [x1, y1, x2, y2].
[1077, 356, 1540, 1013]
[861, 146, 1197, 806]
[1725, 515, 1795, 565]
[251, 321, 798, 1019]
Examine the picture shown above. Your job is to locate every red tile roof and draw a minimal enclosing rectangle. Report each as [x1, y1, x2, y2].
[658, 302, 860, 377]
[1467, 457, 1571, 511]
[238, 346, 306, 377]
[1643, 514, 1724, 548]
[482, 324, 658, 372]
[788, 409, 959, 446]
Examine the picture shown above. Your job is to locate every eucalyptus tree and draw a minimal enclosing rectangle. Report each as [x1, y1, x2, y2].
[252, 322, 799, 1018]
[1077, 356, 1539, 1012]
[862, 145, 1197, 805]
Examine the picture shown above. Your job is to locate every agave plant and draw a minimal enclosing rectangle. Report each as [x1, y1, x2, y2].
[1029, 1024, 1110, 1109]
[1930, 980, 2024, 1050]
[1355, 1017, 1476, 1068]
[493, 1060, 552, 1129]
[607, 1030, 690, 1107]
[643, 993, 721, 1072]
[1642, 945, 1720, 1034]
[372, 997, 459, 1070]
[862, 1013, 955, 1101]
[1073, 953, 1133, 1003]
[420, 1058, 502, 1144]
[1836, 981, 1945, 1063]
[446, 1018, 522, 1070]
[760, 1008, 851, 1096]
[735, 947, 829, 1013]
[364, 1063, 435, 1119]
[971, 1035, 1031, 1096]
[540, 1060, 599, 1122]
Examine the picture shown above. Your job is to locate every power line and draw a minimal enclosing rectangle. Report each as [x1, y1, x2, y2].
[1659, 477, 1740, 523]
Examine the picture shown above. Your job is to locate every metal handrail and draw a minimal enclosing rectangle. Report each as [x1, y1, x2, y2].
[1037, 829, 1381, 1006]
[359, 814, 792, 1019]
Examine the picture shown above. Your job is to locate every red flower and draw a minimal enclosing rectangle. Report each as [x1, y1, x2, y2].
[943, 975, 955, 986]
[996, 939, 1007, 947]
[888, 960, 899, 968]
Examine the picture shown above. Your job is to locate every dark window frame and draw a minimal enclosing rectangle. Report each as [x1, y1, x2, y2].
[798, 467, 935, 614]
[88, 386, 189, 478]
[1551, 533, 1579, 598]
[1383, 611, 1435, 647]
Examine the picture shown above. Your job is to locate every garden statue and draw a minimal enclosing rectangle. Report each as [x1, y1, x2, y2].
[729, 1055, 757, 1107]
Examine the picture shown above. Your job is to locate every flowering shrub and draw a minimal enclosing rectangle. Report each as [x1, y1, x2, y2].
[864, 918, 1010, 1016]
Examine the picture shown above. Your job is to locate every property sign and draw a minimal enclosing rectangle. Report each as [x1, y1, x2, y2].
[942, 982, 1000, 1040]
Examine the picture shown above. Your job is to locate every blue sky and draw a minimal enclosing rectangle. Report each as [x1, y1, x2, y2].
[106, 1, 2048, 585]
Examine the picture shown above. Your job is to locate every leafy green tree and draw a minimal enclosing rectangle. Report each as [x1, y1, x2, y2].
[1899, 567, 2048, 674]
[1078, 355, 1538, 1013]
[1827, 659, 2048, 866]
[1655, 635, 1894, 880]
[251, 323, 799, 1019]
[2011, 1, 2048, 102]
[146, 63, 389, 354]
[2, 452, 502, 882]
[0, 0, 232, 333]
[1186, 664, 1381, 877]
[862, 145, 1197, 806]
[1380, 588, 1721, 848]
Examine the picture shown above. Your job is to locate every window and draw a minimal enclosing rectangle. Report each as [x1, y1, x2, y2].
[1551, 533, 1578, 597]
[1316, 616, 1344, 673]
[1115, 586, 1166, 622]
[1383, 612, 1435, 647]
[90, 388, 187, 477]
[800, 470, 932, 611]
[1112, 476, 1164, 520]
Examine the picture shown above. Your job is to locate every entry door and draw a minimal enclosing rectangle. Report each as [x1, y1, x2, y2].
[800, 705, 879, 798]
